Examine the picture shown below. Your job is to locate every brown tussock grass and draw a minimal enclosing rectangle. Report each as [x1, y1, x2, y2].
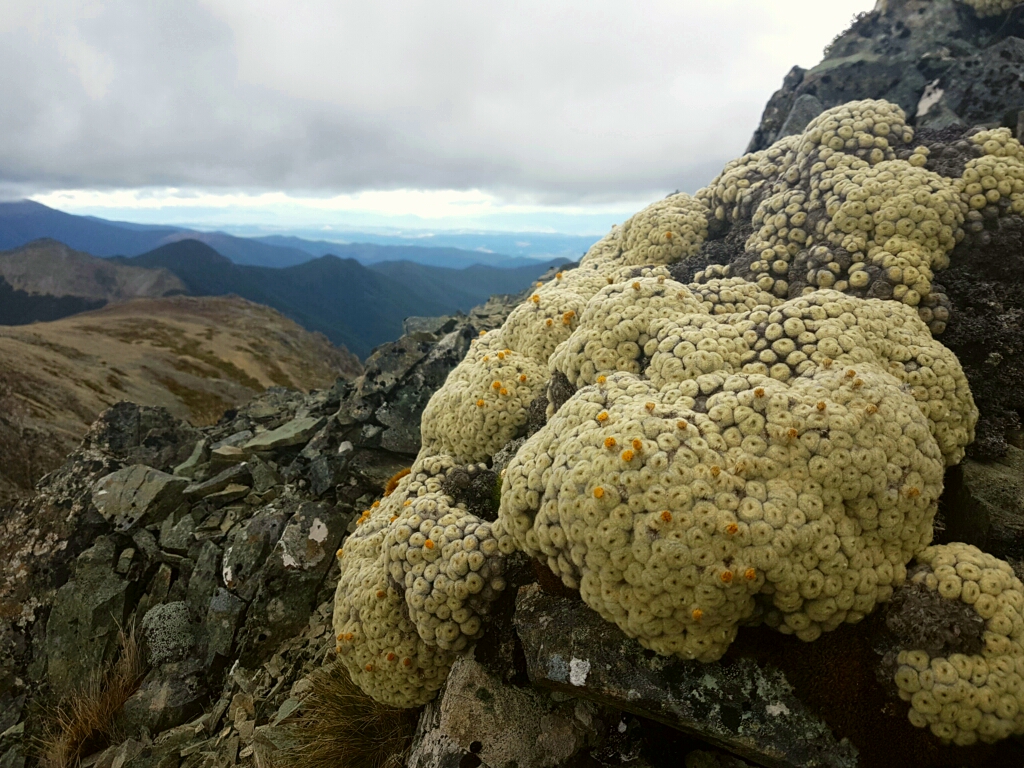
[36, 624, 147, 768]
[278, 662, 418, 768]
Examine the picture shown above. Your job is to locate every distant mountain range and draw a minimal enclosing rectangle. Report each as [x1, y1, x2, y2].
[0, 200, 572, 269]
[113, 240, 561, 357]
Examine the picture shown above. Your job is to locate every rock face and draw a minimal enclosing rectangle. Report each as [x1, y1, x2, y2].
[747, 0, 1024, 153]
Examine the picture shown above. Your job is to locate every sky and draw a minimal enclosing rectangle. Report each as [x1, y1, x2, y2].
[1, 1, 874, 235]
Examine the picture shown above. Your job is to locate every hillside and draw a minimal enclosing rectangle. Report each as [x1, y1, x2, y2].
[0, 295, 360, 503]
[118, 239, 563, 357]
[0, 239, 185, 302]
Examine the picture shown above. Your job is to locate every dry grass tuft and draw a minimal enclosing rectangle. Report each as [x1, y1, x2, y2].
[279, 662, 418, 768]
[36, 624, 147, 768]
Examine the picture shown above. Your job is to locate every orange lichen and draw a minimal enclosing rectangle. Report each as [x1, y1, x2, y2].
[376, 590, 386, 598]
[562, 310, 576, 325]
[754, 387, 765, 398]
[546, 318, 554, 327]
[483, 355, 490, 362]
[632, 281, 641, 290]
[711, 466, 721, 477]
[604, 437, 617, 449]
[403, 657, 412, 667]
[866, 404, 878, 414]
[492, 381, 502, 390]
[621, 449, 635, 462]
[822, 358, 834, 368]
[336, 548, 344, 558]
[500, 388, 508, 396]
[403, 499, 412, 506]
[593, 487, 605, 499]
[372, 501, 380, 508]
[424, 539, 435, 549]
[476, 399, 485, 407]
[845, 369, 857, 378]
[853, 378, 864, 388]
[726, 523, 738, 535]
[645, 401, 656, 412]
[597, 375, 607, 384]
[661, 510, 673, 523]
[383, 467, 411, 496]
[597, 411, 609, 422]
[787, 428, 799, 439]
[816, 401, 826, 411]
[905, 487, 921, 498]
[531, 294, 540, 303]
[520, 374, 528, 382]
[632, 438, 643, 451]
[744, 568, 757, 581]
[677, 419, 688, 429]
[386, 652, 396, 661]
[692, 609, 703, 621]
[556, 272, 564, 279]
[479, 330, 487, 336]
[721, 571, 734, 584]
[497, 351, 505, 360]
[365, 664, 374, 672]
[665, 231, 674, 240]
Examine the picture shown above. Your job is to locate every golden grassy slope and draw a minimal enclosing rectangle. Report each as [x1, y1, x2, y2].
[0, 295, 361, 503]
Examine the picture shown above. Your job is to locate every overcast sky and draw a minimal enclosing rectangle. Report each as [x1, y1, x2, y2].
[1, 1, 873, 233]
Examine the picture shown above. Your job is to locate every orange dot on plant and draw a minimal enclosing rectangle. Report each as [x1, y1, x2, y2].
[403, 657, 412, 667]
[597, 375, 607, 384]
[477, 399, 485, 407]
[692, 608, 703, 621]
[711, 466, 721, 477]
[376, 590, 386, 598]
[665, 231, 674, 240]
[365, 664, 374, 672]
[500, 388, 508, 396]
[497, 351, 505, 360]
[853, 378, 864, 388]
[661, 510, 672, 523]
[531, 294, 540, 303]
[866, 404, 878, 414]
[816, 401, 826, 411]
[720, 571, 734, 584]
[492, 381, 501, 390]
[546, 318, 553, 327]
[621, 449, 634, 462]
[822, 358, 833, 368]
[387, 652, 396, 661]
[906, 486, 921, 498]
[604, 437, 617, 449]
[597, 411, 609, 422]
[425, 539, 435, 549]
[593, 487, 605, 499]
[677, 420, 688, 429]
[520, 374, 527, 382]
[645, 402, 656, 412]
[845, 369, 857, 378]
[726, 523, 738, 535]
[744, 568, 757, 581]
[787, 428, 799, 439]
[754, 387, 765, 398]
[632, 281, 641, 291]
[632, 439, 643, 451]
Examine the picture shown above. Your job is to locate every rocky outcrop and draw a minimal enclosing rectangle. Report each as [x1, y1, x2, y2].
[748, 0, 1024, 152]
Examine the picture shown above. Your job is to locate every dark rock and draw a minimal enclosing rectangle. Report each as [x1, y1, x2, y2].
[91, 465, 188, 532]
[210, 431, 254, 451]
[206, 484, 252, 507]
[514, 585, 857, 768]
[356, 336, 434, 400]
[774, 94, 824, 140]
[122, 658, 208, 735]
[159, 513, 196, 555]
[172, 438, 208, 479]
[234, 501, 346, 663]
[200, 587, 247, 667]
[403, 315, 462, 338]
[185, 541, 222, 622]
[746, 66, 806, 153]
[209, 445, 250, 471]
[83, 402, 200, 473]
[308, 455, 346, 498]
[44, 537, 133, 697]
[221, 505, 291, 603]
[248, 456, 282, 494]
[184, 463, 252, 500]
[962, 446, 1024, 569]
[409, 658, 603, 768]
[243, 416, 326, 453]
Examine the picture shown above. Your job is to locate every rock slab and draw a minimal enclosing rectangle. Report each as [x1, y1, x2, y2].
[514, 585, 858, 768]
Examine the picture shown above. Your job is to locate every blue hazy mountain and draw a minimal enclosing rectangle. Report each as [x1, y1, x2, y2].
[116, 239, 563, 358]
[0, 200, 579, 269]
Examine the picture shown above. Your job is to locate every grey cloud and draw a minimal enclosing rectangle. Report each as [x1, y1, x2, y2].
[0, 0, 873, 202]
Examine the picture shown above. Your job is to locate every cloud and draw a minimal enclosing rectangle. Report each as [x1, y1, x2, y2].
[0, 0, 873, 204]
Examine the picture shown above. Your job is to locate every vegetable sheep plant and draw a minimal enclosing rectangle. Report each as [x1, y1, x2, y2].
[331, 98, 1024, 744]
